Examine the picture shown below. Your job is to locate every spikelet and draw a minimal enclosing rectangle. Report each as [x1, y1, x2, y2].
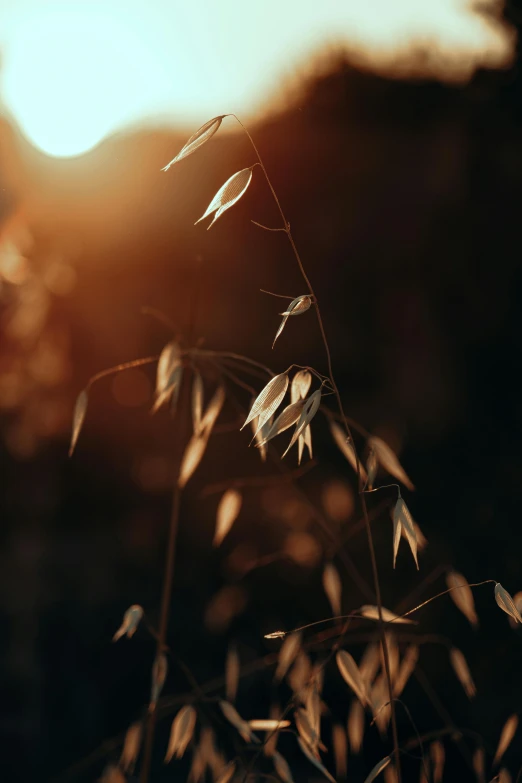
[322, 562, 342, 616]
[446, 570, 479, 628]
[165, 705, 197, 761]
[367, 436, 414, 490]
[162, 116, 225, 169]
[493, 714, 518, 765]
[69, 389, 88, 456]
[112, 604, 144, 642]
[336, 650, 369, 707]
[195, 167, 254, 230]
[275, 632, 302, 683]
[214, 489, 242, 547]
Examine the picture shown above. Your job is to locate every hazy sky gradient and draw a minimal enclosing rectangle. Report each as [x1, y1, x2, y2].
[0, 0, 514, 156]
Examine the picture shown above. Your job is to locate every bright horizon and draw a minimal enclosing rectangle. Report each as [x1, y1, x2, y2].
[0, 0, 514, 159]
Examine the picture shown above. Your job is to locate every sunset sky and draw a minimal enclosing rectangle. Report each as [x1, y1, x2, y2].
[0, 0, 514, 158]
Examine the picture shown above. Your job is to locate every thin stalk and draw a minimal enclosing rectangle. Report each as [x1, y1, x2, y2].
[139, 370, 192, 783]
[139, 481, 182, 783]
[140, 237, 205, 782]
[234, 114, 402, 781]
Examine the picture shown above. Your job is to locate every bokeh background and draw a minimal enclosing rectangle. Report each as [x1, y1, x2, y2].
[1, 1, 522, 781]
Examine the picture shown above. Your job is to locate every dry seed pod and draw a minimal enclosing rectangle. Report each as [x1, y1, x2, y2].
[272, 295, 312, 348]
[446, 571, 479, 628]
[295, 708, 320, 756]
[288, 651, 312, 699]
[251, 416, 268, 461]
[165, 705, 197, 761]
[275, 632, 302, 682]
[336, 650, 369, 707]
[242, 373, 289, 434]
[152, 364, 183, 414]
[225, 644, 240, 703]
[112, 604, 143, 642]
[249, 719, 290, 730]
[178, 433, 208, 488]
[219, 701, 260, 744]
[392, 497, 419, 569]
[393, 645, 419, 697]
[449, 647, 476, 699]
[199, 384, 226, 436]
[162, 115, 225, 169]
[191, 370, 204, 435]
[69, 389, 88, 457]
[348, 699, 365, 753]
[120, 722, 142, 773]
[156, 341, 181, 397]
[509, 591, 522, 629]
[280, 296, 313, 317]
[311, 659, 326, 695]
[332, 723, 348, 779]
[329, 420, 367, 482]
[259, 400, 305, 446]
[290, 372, 312, 464]
[198, 727, 220, 776]
[214, 489, 242, 547]
[493, 714, 518, 765]
[272, 751, 295, 783]
[406, 518, 428, 550]
[304, 681, 323, 751]
[494, 583, 522, 624]
[298, 423, 313, 464]
[322, 562, 342, 616]
[367, 435, 414, 490]
[195, 167, 254, 230]
[359, 643, 382, 686]
[189, 742, 206, 783]
[282, 390, 321, 458]
[291, 370, 312, 403]
[371, 674, 391, 735]
[384, 633, 399, 686]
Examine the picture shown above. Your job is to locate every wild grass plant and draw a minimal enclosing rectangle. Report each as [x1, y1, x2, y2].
[68, 114, 522, 783]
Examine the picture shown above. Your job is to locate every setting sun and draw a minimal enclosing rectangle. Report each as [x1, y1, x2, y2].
[0, 7, 174, 158]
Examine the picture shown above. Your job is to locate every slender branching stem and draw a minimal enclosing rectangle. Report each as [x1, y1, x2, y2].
[252, 220, 288, 232]
[87, 356, 159, 389]
[202, 459, 317, 495]
[259, 288, 297, 299]
[233, 113, 403, 781]
[192, 349, 275, 377]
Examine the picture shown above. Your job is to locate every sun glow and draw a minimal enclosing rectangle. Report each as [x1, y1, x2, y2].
[0, 7, 173, 158]
[0, 0, 515, 160]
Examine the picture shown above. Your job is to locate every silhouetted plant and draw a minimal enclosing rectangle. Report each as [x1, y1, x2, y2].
[69, 114, 521, 783]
